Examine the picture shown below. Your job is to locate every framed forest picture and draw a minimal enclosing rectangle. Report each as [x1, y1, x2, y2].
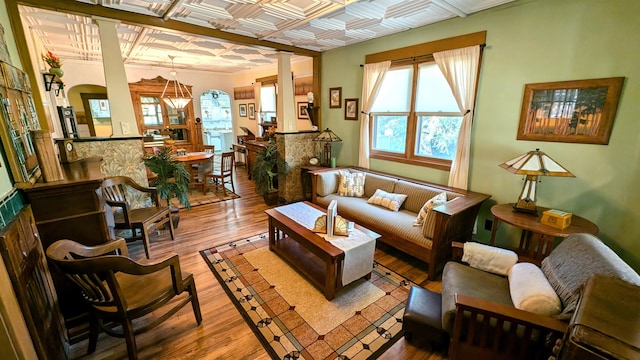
[517, 77, 624, 145]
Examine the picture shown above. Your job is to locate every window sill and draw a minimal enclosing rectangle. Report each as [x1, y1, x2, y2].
[370, 153, 451, 171]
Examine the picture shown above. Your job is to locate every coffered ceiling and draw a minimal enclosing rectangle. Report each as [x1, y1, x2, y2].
[17, 0, 514, 73]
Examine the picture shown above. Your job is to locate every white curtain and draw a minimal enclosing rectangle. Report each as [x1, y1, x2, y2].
[434, 46, 481, 190]
[253, 81, 262, 134]
[358, 61, 391, 168]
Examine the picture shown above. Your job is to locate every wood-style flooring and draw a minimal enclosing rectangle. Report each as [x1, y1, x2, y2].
[68, 167, 447, 360]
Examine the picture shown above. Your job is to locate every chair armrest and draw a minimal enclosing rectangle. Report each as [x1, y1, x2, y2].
[117, 253, 186, 292]
[449, 293, 567, 360]
[452, 241, 465, 261]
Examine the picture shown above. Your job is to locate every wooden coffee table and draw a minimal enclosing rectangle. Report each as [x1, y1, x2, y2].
[265, 201, 379, 300]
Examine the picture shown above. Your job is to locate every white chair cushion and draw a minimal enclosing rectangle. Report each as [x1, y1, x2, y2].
[462, 242, 518, 276]
[509, 262, 562, 316]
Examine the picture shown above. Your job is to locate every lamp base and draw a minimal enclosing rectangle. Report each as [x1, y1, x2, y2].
[512, 205, 538, 215]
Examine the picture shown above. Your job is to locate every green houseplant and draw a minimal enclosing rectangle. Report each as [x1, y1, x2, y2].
[143, 146, 191, 209]
[251, 138, 288, 205]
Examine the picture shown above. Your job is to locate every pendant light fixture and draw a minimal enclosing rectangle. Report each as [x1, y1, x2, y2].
[161, 55, 192, 111]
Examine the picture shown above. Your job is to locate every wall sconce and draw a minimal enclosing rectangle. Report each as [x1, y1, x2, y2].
[43, 73, 55, 91]
[43, 73, 64, 96]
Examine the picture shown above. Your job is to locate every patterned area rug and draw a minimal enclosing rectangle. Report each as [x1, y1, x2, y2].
[200, 233, 413, 360]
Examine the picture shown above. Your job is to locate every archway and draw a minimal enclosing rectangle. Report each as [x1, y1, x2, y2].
[200, 90, 232, 153]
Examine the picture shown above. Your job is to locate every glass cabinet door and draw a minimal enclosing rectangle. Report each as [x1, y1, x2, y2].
[141, 96, 163, 126]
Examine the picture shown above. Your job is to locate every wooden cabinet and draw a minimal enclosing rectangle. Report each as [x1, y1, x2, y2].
[0, 205, 68, 360]
[129, 76, 196, 151]
[244, 140, 268, 179]
[18, 157, 113, 343]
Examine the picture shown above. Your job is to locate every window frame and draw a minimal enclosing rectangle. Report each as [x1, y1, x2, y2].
[364, 31, 485, 171]
[369, 59, 464, 171]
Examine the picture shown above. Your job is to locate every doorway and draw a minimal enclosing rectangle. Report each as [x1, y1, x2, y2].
[80, 93, 112, 137]
[200, 90, 232, 153]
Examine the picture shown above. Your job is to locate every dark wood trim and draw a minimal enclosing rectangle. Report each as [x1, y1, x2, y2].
[365, 31, 487, 64]
[14, 0, 320, 57]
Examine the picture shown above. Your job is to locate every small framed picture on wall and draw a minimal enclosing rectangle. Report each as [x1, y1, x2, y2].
[248, 103, 255, 119]
[239, 104, 247, 117]
[344, 98, 358, 120]
[329, 87, 342, 108]
[297, 102, 308, 119]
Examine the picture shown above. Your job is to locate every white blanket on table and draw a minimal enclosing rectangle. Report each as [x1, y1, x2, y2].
[275, 202, 376, 285]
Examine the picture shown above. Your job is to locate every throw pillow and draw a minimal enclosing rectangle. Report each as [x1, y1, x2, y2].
[462, 242, 518, 276]
[414, 191, 448, 226]
[508, 262, 562, 316]
[367, 189, 408, 211]
[337, 171, 366, 197]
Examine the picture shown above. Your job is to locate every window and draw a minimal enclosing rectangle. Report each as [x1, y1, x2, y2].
[370, 61, 464, 169]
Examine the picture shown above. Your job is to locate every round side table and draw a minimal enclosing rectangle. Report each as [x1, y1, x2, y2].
[489, 203, 598, 263]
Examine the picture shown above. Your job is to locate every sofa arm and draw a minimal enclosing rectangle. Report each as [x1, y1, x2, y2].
[449, 293, 567, 360]
[427, 192, 491, 279]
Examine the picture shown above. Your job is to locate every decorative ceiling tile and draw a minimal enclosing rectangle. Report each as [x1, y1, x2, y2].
[19, 0, 514, 73]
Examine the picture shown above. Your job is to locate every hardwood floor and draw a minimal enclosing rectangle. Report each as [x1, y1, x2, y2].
[68, 167, 447, 360]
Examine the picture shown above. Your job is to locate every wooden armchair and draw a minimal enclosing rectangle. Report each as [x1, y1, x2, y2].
[46, 238, 202, 360]
[102, 176, 174, 259]
[446, 241, 567, 359]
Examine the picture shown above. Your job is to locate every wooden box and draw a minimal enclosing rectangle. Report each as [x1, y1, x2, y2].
[541, 209, 572, 229]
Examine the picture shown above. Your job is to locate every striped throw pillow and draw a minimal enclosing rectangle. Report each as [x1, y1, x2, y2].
[413, 192, 447, 226]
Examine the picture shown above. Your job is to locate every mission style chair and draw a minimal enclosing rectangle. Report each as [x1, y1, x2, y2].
[46, 238, 202, 360]
[102, 176, 174, 259]
[204, 151, 235, 196]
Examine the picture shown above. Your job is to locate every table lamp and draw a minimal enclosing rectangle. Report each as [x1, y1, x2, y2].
[313, 128, 342, 167]
[499, 149, 574, 214]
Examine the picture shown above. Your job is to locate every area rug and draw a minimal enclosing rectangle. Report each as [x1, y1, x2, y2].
[200, 233, 414, 360]
[171, 187, 240, 208]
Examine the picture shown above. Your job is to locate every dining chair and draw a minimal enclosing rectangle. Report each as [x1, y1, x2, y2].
[102, 176, 174, 259]
[46, 238, 202, 360]
[204, 151, 235, 196]
[190, 145, 215, 186]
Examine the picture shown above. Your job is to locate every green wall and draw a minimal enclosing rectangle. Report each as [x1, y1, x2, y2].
[321, 0, 640, 270]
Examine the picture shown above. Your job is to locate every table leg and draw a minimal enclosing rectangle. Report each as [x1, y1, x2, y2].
[325, 261, 337, 300]
[490, 218, 501, 245]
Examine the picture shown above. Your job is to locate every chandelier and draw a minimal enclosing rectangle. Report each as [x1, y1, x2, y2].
[161, 55, 192, 111]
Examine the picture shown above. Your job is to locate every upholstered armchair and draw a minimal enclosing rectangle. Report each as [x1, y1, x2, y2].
[442, 233, 640, 360]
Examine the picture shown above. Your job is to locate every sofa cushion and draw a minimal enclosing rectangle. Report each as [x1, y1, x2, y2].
[316, 194, 431, 248]
[541, 233, 640, 319]
[441, 262, 513, 332]
[315, 170, 339, 197]
[394, 180, 446, 213]
[414, 192, 448, 226]
[363, 173, 397, 198]
[508, 263, 561, 316]
[367, 189, 407, 211]
[337, 170, 366, 197]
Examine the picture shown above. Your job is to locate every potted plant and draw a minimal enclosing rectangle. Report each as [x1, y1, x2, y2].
[252, 137, 288, 205]
[143, 146, 191, 210]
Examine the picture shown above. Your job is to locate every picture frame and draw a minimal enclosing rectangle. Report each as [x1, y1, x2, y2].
[248, 103, 255, 120]
[329, 87, 342, 108]
[239, 104, 247, 117]
[297, 102, 308, 119]
[517, 77, 624, 145]
[344, 98, 358, 120]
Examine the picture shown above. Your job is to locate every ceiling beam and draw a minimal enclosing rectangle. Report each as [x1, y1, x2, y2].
[14, 0, 321, 57]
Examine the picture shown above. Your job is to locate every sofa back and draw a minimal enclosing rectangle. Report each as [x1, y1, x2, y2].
[314, 168, 462, 213]
[541, 233, 640, 318]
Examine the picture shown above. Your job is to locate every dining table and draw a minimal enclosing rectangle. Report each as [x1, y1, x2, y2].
[173, 152, 215, 191]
